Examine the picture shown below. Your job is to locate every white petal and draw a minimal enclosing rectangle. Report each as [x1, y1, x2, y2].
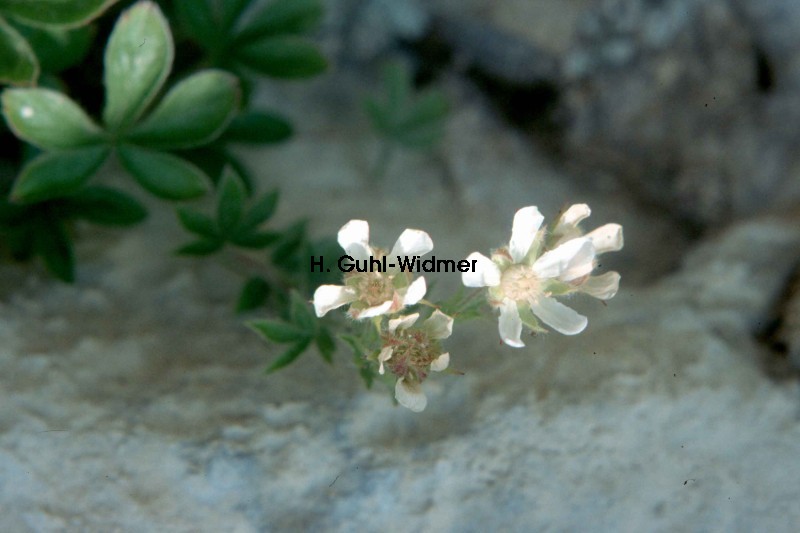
[338, 220, 372, 260]
[388, 313, 419, 333]
[509, 206, 544, 263]
[558, 203, 591, 228]
[402, 277, 427, 306]
[313, 285, 357, 317]
[378, 346, 393, 375]
[498, 298, 524, 347]
[355, 300, 394, 319]
[586, 223, 624, 254]
[461, 252, 501, 287]
[424, 310, 454, 339]
[390, 229, 434, 258]
[530, 295, 587, 335]
[580, 271, 620, 300]
[430, 352, 450, 372]
[532, 237, 595, 281]
[395, 378, 427, 412]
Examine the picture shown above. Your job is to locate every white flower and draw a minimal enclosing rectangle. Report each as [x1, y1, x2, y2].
[378, 310, 453, 412]
[462, 205, 623, 347]
[313, 220, 433, 319]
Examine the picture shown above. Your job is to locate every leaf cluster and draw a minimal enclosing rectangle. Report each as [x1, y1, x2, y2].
[0, 0, 117, 86]
[364, 61, 449, 150]
[248, 291, 336, 373]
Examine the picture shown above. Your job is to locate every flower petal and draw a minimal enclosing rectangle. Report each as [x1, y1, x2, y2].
[461, 252, 501, 287]
[532, 237, 595, 281]
[586, 223, 623, 254]
[388, 313, 419, 333]
[390, 229, 433, 258]
[509, 206, 544, 263]
[313, 285, 357, 317]
[402, 276, 427, 306]
[499, 298, 524, 347]
[530, 295, 587, 335]
[354, 300, 394, 319]
[580, 271, 620, 300]
[378, 346, 393, 375]
[430, 352, 450, 372]
[337, 219, 371, 260]
[558, 203, 591, 229]
[395, 377, 427, 412]
[424, 309, 454, 339]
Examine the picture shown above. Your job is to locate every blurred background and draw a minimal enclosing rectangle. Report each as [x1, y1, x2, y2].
[2, 0, 800, 530]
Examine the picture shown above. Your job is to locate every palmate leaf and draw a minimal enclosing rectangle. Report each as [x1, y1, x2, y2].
[117, 144, 209, 200]
[16, 24, 92, 73]
[236, 276, 270, 313]
[102, 1, 173, 131]
[176, 207, 217, 239]
[2, 88, 104, 149]
[0, 0, 118, 28]
[10, 146, 110, 203]
[236, 36, 326, 79]
[248, 319, 309, 343]
[222, 110, 292, 144]
[216, 166, 245, 235]
[264, 338, 312, 373]
[126, 69, 240, 150]
[61, 186, 147, 226]
[232, 0, 323, 44]
[0, 15, 38, 85]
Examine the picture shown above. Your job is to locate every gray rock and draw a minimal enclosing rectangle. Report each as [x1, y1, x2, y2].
[563, 0, 800, 224]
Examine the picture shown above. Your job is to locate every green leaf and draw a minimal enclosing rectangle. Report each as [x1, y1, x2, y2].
[222, 110, 292, 144]
[2, 88, 104, 149]
[229, 230, 279, 249]
[0, 15, 38, 85]
[11, 146, 109, 203]
[216, 166, 245, 235]
[236, 36, 326, 79]
[102, 1, 173, 131]
[63, 186, 147, 226]
[33, 214, 74, 282]
[236, 276, 270, 313]
[248, 318, 310, 343]
[239, 189, 278, 231]
[117, 144, 209, 200]
[289, 291, 316, 331]
[265, 338, 312, 373]
[126, 70, 240, 149]
[17, 24, 92, 73]
[234, 0, 323, 44]
[315, 327, 335, 364]
[392, 91, 448, 148]
[172, 0, 216, 48]
[176, 207, 217, 238]
[176, 238, 223, 256]
[271, 219, 306, 268]
[1, 0, 118, 28]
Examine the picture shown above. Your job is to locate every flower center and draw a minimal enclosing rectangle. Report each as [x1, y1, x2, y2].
[347, 270, 395, 306]
[497, 265, 541, 302]
[384, 329, 440, 381]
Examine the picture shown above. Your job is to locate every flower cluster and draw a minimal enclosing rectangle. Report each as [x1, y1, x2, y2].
[463, 204, 623, 347]
[311, 205, 623, 412]
[314, 220, 451, 411]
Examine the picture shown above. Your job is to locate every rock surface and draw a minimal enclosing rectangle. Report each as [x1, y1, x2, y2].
[562, 0, 800, 224]
[2, 53, 800, 531]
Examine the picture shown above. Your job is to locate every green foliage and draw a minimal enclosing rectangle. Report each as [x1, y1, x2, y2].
[1, 1, 240, 205]
[175, 166, 280, 256]
[0, 0, 118, 86]
[364, 61, 449, 151]
[248, 291, 336, 372]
